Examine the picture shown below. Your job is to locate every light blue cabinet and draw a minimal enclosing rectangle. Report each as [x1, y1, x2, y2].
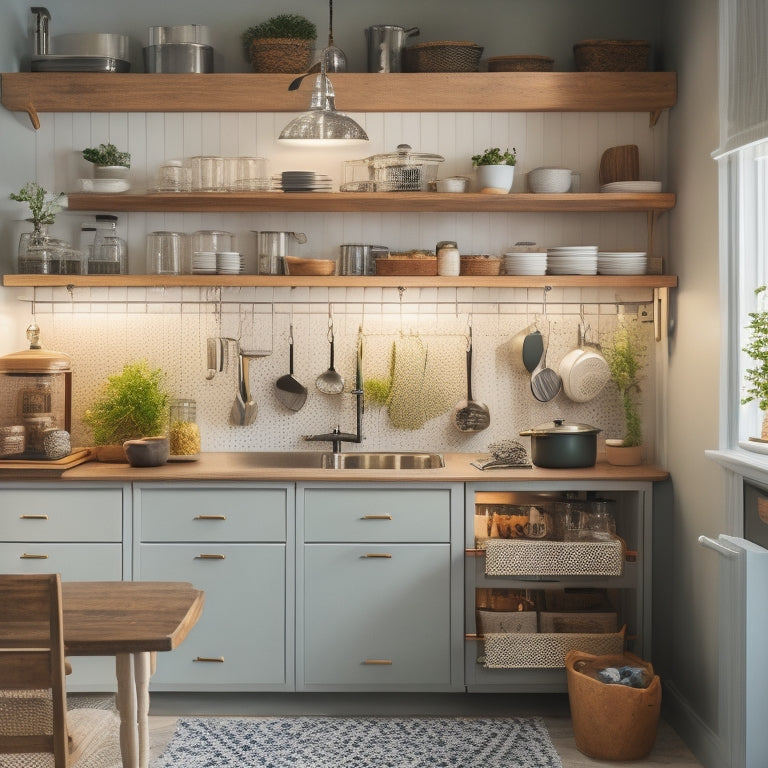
[297, 483, 465, 692]
[132, 483, 294, 692]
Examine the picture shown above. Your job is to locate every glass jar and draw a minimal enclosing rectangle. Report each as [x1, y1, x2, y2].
[436, 241, 460, 276]
[90, 214, 127, 275]
[168, 398, 201, 459]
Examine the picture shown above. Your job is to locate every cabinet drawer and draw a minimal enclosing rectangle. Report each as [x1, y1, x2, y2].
[136, 543, 287, 688]
[0, 489, 123, 542]
[303, 488, 450, 542]
[137, 487, 287, 542]
[0, 543, 123, 580]
[303, 543, 451, 686]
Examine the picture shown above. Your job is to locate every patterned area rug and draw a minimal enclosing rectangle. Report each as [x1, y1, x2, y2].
[153, 716, 563, 768]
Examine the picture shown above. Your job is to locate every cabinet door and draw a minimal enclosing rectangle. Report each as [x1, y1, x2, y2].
[302, 543, 451, 688]
[136, 543, 289, 690]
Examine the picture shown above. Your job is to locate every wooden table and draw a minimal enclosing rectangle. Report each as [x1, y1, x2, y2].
[61, 581, 204, 768]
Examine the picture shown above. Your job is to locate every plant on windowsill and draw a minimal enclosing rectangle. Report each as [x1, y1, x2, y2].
[82, 142, 131, 179]
[741, 285, 768, 440]
[471, 147, 517, 194]
[82, 360, 170, 462]
[602, 319, 647, 465]
[242, 13, 317, 73]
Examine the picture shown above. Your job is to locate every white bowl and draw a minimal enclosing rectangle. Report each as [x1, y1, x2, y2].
[528, 167, 573, 194]
[436, 176, 469, 193]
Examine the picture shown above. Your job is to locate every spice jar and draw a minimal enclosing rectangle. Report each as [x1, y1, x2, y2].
[168, 398, 201, 460]
[436, 241, 460, 276]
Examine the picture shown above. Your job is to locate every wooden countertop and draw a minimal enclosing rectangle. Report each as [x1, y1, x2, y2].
[6, 451, 668, 484]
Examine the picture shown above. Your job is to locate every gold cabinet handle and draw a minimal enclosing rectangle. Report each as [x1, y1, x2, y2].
[194, 515, 227, 520]
[195, 554, 226, 560]
[20, 514, 49, 520]
[363, 553, 392, 558]
[363, 659, 393, 665]
[21, 553, 49, 559]
[193, 656, 225, 663]
[361, 514, 392, 520]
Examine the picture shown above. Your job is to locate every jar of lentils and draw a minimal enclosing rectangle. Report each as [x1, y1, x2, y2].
[168, 398, 201, 459]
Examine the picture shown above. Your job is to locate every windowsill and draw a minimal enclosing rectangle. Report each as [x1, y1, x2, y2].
[706, 446, 768, 484]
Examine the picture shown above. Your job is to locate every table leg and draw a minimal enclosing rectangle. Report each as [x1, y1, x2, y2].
[115, 653, 138, 768]
[134, 651, 151, 768]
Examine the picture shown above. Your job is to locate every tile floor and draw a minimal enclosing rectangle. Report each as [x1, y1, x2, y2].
[145, 693, 705, 767]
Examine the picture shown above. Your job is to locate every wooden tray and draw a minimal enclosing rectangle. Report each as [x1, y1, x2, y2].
[0, 448, 93, 474]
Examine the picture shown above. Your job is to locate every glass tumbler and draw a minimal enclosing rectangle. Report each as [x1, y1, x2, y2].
[187, 155, 225, 191]
[146, 231, 183, 275]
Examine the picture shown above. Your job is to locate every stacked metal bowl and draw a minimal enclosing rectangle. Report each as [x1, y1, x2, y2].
[143, 25, 213, 73]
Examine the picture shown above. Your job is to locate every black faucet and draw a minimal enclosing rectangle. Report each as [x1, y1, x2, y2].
[303, 386, 363, 453]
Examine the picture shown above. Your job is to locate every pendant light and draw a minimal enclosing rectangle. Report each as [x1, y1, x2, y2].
[278, 48, 368, 146]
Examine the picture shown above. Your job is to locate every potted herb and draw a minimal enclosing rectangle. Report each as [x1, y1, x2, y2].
[82, 142, 131, 179]
[82, 360, 170, 462]
[602, 320, 647, 465]
[10, 182, 65, 271]
[471, 147, 517, 193]
[242, 13, 317, 73]
[741, 285, 768, 439]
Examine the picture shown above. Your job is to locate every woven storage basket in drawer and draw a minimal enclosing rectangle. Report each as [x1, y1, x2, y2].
[485, 538, 624, 577]
[404, 41, 483, 72]
[573, 39, 650, 72]
[483, 626, 625, 668]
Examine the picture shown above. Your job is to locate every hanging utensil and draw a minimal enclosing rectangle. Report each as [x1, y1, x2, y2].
[530, 290, 562, 402]
[453, 326, 490, 433]
[275, 323, 308, 411]
[229, 344, 258, 426]
[316, 311, 345, 394]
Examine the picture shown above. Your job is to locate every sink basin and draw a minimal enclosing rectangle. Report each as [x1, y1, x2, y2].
[232, 451, 444, 470]
[321, 452, 445, 470]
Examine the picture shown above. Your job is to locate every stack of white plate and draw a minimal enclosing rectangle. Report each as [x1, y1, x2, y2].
[597, 251, 647, 275]
[599, 181, 663, 193]
[546, 245, 598, 275]
[192, 251, 216, 274]
[215, 251, 244, 275]
[503, 251, 547, 275]
[273, 171, 334, 192]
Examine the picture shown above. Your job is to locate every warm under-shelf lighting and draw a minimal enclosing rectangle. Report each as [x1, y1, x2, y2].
[278, 50, 368, 146]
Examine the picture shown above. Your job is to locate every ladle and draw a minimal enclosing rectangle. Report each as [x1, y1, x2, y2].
[275, 323, 308, 411]
[316, 314, 345, 395]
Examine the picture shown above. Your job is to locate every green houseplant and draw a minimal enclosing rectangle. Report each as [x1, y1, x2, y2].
[83, 360, 170, 461]
[242, 13, 317, 73]
[82, 142, 131, 180]
[471, 147, 517, 194]
[741, 285, 768, 439]
[10, 181, 64, 229]
[603, 320, 647, 464]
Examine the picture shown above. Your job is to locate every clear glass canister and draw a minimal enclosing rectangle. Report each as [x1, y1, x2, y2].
[168, 398, 201, 459]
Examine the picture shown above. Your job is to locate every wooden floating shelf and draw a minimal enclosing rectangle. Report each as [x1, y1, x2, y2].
[63, 192, 676, 214]
[2, 274, 678, 289]
[1, 72, 677, 129]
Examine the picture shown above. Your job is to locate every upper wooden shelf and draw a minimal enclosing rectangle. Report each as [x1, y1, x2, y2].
[1, 72, 677, 129]
[2, 274, 678, 290]
[64, 191, 676, 214]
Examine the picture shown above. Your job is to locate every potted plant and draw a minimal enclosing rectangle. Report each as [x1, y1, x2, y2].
[10, 182, 65, 269]
[741, 285, 768, 439]
[82, 142, 131, 179]
[82, 360, 170, 462]
[471, 147, 517, 193]
[602, 320, 647, 465]
[242, 13, 317, 73]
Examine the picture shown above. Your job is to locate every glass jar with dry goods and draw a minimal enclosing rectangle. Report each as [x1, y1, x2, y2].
[168, 398, 201, 460]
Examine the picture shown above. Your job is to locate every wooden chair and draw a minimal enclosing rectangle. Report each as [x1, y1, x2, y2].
[0, 574, 118, 768]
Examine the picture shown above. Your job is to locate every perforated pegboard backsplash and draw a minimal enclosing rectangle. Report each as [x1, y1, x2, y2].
[28, 288, 656, 459]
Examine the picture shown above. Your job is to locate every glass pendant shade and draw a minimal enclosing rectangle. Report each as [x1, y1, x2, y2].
[279, 60, 368, 146]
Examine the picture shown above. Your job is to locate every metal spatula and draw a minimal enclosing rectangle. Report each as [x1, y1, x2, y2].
[275, 324, 307, 411]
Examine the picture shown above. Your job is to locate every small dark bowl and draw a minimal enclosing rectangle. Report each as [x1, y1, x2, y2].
[123, 435, 170, 467]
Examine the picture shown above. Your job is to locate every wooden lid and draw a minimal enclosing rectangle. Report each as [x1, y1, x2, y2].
[0, 347, 72, 373]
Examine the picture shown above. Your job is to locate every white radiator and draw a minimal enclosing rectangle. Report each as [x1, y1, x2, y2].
[699, 535, 768, 768]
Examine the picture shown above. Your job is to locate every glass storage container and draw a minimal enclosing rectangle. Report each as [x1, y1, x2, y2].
[168, 398, 201, 460]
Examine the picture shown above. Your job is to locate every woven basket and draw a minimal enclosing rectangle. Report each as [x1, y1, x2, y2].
[460, 256, 502, 276]
[573, 39, 650, 72]
[284, 256, 336, 276]
[487, 55, 554, 72]
[376, 255, 438, 276]
[404, 41, 483, 73]
[249, 38, 314, 73]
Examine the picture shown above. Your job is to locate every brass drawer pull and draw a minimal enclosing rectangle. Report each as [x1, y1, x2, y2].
[20, 514, 49, 520]
[21, 553, 48, 559]
[193, 656, 225, 663]
[363, 553, 392, 558]
[363, 659, 393, 665]
[361, 515, 392, 520]
[194, 515, 227, 520]
[195, 554, 226, 560]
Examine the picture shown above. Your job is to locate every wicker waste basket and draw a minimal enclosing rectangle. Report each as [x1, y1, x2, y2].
[565, 649, 661, 761]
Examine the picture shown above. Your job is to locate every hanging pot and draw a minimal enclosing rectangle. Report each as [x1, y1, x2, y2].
[519, 418, 601, 468]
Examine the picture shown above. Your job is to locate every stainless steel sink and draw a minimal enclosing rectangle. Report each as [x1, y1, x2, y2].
[321, 452, 445, 470]
[233, 451, 444, 470]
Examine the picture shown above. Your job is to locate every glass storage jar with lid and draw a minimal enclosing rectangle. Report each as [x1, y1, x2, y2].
[168, 398, 201, 460]
[0, 324, 72, 459]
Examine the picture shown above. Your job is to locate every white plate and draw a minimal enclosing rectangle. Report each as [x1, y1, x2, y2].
[77, 178, 130, 193]
[600, 181, 662, 193]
